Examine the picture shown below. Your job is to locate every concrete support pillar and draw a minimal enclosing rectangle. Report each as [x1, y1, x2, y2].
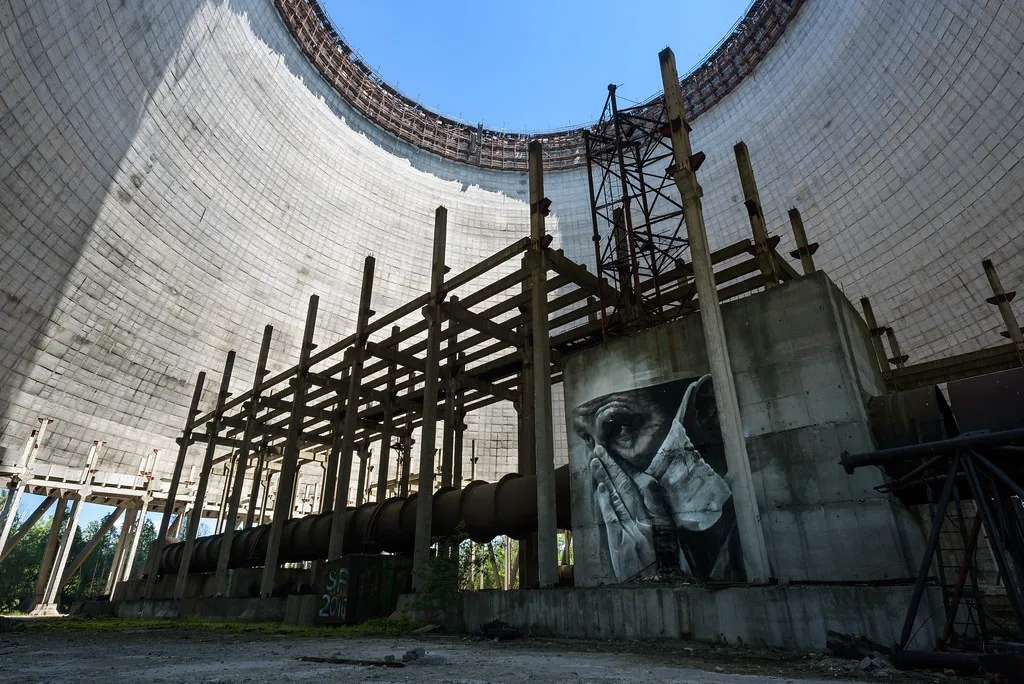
[527, 141, 559, 589]
[328, 256, 376, 560]
[440, 339, 459, 488]
[983, 258, 1024, 353]
[61, 506, 124, 589]
[0, 419, 52, 555]
[30, 499, 67, 608]
[35, 496, 84, 612]
[787, 208, 818, 275]
[0, 495, 55, 564]
[453, 407, 466, 490]
[375, 325, 400, 501]
[168, 510, 183, 538]
[215, 456, 234, 534]
[145, 371, 206, 599]
[245, 444, 267, 528]
[860, 298, 892, 378]
[261, 295, 318, 596]
[214, 325, 273, 595]
[355, 443, 369, 507]
[734, 141, 780, 287]
[884, 327, 909, 368]
[120, 491, 151, 588]
[517, 269, 539, 589]
[322, 351, 352, 514]
[176, 351, 235, 599]
[661, 48, 771, 583]
[399, 422, 413, 498]
[413, 206, 448, 590]
[104, 506, 135, 595]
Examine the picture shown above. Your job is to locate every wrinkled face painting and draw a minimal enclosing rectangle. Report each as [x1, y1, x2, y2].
[570, 375, 744, 583]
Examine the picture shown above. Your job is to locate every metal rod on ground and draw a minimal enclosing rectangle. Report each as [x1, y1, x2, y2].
[145, 371, 206, 598]
[528, 140, 559, 589]
[328, 256, 376, 560]
[0, 495, 55, 564]
[660, 47, 772, 583]
[412, 206, 448, 591]
[214, 325, 273, 595]
[260, 294, 317, 596]
[787, 208, 817, 275]
[734, 141, 780, 287]
[375, 325, 400, 501]
[176, 351, 235, 599]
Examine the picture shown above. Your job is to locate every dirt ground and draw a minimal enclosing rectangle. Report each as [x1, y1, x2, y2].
[0, 619, 984, 684]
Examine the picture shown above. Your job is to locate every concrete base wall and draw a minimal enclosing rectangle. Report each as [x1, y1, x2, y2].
[104, 596, 286, 621]
[459, 585, 943, 652]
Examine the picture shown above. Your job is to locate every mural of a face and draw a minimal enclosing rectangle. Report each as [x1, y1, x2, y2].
[571, 375, 744, 583]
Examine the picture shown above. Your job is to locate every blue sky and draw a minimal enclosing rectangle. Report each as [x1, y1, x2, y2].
[321, 0, 753, 131]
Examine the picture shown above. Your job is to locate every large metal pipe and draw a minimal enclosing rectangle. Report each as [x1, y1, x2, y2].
[158, 465, 571, 575]
[840, 426, 1024, 474]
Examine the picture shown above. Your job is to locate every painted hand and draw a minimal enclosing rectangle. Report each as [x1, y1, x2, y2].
[590, 444, 671, 581]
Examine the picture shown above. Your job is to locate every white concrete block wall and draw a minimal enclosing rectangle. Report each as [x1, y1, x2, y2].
[1, 0, 1023, 491]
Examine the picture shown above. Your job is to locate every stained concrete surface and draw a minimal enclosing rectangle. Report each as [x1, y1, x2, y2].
[0, 623, 981, 683]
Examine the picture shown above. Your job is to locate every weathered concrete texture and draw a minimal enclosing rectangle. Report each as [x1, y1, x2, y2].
[563, 274, 927, 586]
[459, 584, 944, 651]
[101, 596, 287, 621]
[3, 0, 1024, 491]
[118, 567, 308, 601]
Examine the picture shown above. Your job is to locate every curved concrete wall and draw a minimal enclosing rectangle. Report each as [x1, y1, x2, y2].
[2, 0, 1023, 490]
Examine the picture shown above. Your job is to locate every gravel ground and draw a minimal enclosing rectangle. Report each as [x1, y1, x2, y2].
[0, 621, 984, 684]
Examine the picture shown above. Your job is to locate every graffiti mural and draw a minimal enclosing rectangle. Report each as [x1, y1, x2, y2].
[570, 375, 744, 582]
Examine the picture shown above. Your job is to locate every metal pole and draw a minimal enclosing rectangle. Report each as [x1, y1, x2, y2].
[412, 206, 448, 590]
[734, 141, 780, 287]
[176, 351, 235, 599]
[145, 371, 206, 598]
[214, 325, 273, 595]
[261, 296, 318, 595]
[328, 256, 376, 560]
[660, 48, 771, 582]
[528, 140, 559, 589]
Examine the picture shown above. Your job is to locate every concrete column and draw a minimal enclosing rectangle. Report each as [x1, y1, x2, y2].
[104, 506, 135, 595]
[176, 351, 235, 599]
[118, 495, 151, 591]
[734, 141, 780, 287]
[983, 258, 1024, 351]
[860, 298, 892, 377]
[327, 256, 376, 560]
[322, 350, 352, 514]
[261, 295, 318, 596]
[354, 443, 369, 506]
[60, 506, 124, 589]
[35, 496, 84, 612]
[787, 208, 817, 275]
[375, 325, 401, 501]
[440, 337, 458, 488]
[245, 444, 267, 528]
[145, 371, 206, 598]
[399, 423, 413, 498]
[527, 141, 559, 589]
[661, 48, 771, 583]
[168, 510, 183, 538]
[0, 495, 55, 564]
[30, 499, 67, 608]
[0, 419, 53, 555]
[453, 407, 466, 490]
[884, 327, 909, 368]
[413, 206, 448, 590]
[214, 457, 233, 533]
[517, 267, 539, 589]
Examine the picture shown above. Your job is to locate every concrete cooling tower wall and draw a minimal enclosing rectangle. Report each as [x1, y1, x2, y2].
[2, 0, 1023, 490]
